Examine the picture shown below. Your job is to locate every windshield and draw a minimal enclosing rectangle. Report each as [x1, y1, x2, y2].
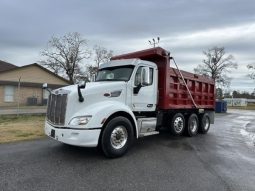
[96, 65, 134, 82]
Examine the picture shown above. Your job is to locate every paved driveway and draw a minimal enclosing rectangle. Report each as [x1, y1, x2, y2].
[0, 110, 255, 191]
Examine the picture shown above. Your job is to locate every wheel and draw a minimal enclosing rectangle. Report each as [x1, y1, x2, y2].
[199, 113, 210, 134]
[101, 116, 134, 158]
[170, 113, 185, 136]
[186, 113, 199, 137]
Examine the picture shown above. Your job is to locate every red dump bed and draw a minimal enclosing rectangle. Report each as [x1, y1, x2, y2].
[111, 47, 215, 110]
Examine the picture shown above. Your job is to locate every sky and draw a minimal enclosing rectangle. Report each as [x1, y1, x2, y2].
[0, 0, 254, 92]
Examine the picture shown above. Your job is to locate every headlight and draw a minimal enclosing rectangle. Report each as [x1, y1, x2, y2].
[69, 116, 92, 126]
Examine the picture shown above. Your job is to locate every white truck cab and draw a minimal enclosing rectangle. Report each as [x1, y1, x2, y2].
[45, 59, 158, 157]
[44, 47, 214, 158]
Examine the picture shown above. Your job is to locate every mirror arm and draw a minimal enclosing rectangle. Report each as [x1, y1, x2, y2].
[77, 86, 84, 102]
[77, 83, 86, 102]
[42, 83, 52, 94]
[45, 88, 52, 94]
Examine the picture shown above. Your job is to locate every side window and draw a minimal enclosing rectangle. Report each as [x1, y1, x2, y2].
[135, 67, 142, 86]
[134, 67, 154, 86]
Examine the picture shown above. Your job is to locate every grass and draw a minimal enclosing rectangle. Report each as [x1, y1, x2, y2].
[0, 103, 253, 144]
[0, 115, 46, 143]
[1, 105, 47, 109]
[228, 103, 255, 110]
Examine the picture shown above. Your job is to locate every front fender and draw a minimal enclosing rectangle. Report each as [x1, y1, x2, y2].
[70, 101, 138, 138]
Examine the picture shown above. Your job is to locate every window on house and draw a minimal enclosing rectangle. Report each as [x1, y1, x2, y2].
[4, 86, 15, 102]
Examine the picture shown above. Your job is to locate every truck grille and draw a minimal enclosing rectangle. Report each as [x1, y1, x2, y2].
[46, 94, 67, 125]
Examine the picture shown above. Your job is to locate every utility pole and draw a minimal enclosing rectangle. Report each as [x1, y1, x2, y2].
[17, 77, 21, 116]
[149, 37, 160, 48]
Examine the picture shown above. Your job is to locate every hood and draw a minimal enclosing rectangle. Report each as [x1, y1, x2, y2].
[83, 81, 126, 95]
[48, 81, 128, 126]
[57, 81, 126, 96]
[56, 81, 127, 120]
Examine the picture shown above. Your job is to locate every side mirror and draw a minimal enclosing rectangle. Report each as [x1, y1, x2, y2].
[77, 81, 86, 102]
[42, 83, 51, 94]
[141, 67, 150, 86]
[42, 83, 48, 89]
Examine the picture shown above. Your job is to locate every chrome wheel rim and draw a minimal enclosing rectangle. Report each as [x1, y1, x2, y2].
[174, 117, 184, 133]
[190, 118, 198, 133]
[110, 126, 128, 149]
[204, 117, 210, 130]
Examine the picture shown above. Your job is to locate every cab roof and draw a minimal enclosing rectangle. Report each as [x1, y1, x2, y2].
[99, 59, 156, 69]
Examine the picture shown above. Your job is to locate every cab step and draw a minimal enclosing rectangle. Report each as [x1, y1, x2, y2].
[137, 117, 159, 137]
[139, 131, 159, 137]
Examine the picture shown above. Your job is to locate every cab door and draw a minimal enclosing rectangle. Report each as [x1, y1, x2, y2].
[132, 65, 157, 112]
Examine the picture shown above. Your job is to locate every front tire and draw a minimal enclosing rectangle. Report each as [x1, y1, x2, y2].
[101, 116, 134, 158]
[170, 113, 185, 136]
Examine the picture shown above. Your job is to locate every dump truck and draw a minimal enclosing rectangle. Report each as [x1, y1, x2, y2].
[44, 47, 215, 158]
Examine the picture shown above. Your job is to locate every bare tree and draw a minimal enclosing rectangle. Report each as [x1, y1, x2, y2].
[40, 32, 90, 84]
[86, 65, 98, 81]
[86, 46, 113, 81]
[247, 64, 255, 80]
[194, 47, 237, 87]
[216, 88, 223, 99]
[93, 45, 113, 68]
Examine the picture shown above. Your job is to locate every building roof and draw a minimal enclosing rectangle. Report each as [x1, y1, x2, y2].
[0, 60, 18, 72]
[0, 63, 71, 84]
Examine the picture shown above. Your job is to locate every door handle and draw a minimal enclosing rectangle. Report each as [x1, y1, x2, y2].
[147, 104, 153, 108]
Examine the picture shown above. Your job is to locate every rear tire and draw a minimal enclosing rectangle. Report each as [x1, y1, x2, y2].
[199, 113, 210, 134]
[186, 113, 199, 137]
[170, 113, 185, 136]
[101, 116, 134, 158]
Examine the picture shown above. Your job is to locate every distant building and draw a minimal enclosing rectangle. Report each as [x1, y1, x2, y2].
[247, 99, 255, 103]
[0, 60, 71, 107]
[224, 98, 248, 107]
[0, 60, 17, 72]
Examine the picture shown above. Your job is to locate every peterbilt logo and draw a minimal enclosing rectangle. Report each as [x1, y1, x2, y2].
[53, 89, 62, 95]
[52, 89, 70, 95]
